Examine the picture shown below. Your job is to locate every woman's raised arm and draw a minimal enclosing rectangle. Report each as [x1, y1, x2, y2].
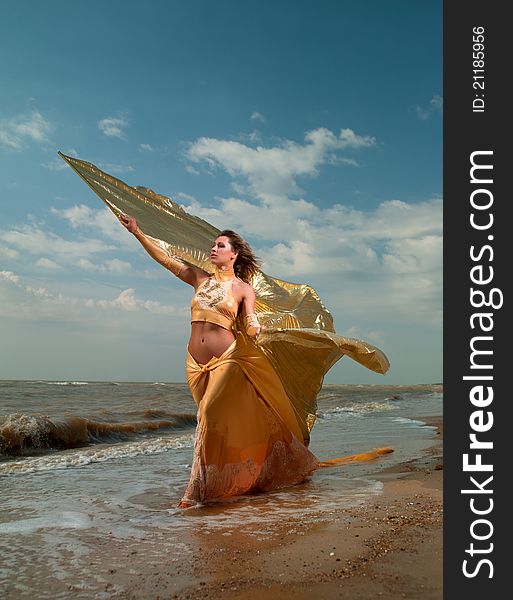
[119, 215, 204, 286]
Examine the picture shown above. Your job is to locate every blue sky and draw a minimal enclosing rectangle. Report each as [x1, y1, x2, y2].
[0, 0, 442, 383]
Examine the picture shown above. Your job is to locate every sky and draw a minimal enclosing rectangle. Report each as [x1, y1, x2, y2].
[0, 0, 442, 384]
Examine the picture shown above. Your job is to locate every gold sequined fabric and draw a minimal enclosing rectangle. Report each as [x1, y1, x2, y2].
[190, 275, 239, 331]
[59, 152, 390, 445]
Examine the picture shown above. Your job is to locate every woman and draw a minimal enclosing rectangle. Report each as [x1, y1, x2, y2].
[120, 215, 319, 507]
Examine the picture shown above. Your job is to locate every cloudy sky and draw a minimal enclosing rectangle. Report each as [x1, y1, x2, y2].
[0, 1, 442, 384]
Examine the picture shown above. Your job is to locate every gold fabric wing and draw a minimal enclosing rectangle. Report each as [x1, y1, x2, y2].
[59, 152, 389, 445]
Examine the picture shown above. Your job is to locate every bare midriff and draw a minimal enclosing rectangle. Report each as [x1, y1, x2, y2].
[188, 321, 236, 365]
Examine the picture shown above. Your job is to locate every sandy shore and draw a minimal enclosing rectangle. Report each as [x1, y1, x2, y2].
[111, 416, 443, 600]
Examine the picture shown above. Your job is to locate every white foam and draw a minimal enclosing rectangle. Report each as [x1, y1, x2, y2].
[392, 416, 436, 428]
[0, 511, 92, 533]
[319, 401, 394, 417]
[44, 381, 89, 386]
[179, 478, 384, 531]
[0, 434, 194, 476]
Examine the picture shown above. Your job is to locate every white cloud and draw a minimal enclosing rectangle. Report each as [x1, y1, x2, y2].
[97, 288, 179, 315]
[234, 130, 263, 145]
[0, 207, 144, 279]
[345, 326, 385, 346]
[181, 190, 441, 249]
[415, 95, 443, 120]
[0, 270, 20, 284]
[139, 143, 155, 152]
[382, 235, 441, 274]
[78, 257, 131, 272]
[1, 224, 115, 261]
[251, 200, 442, 292]
[430, 95, 443, 111]
[41, 159, 67, 171]
[77, 258, 96, 270]
[98, 162, 134, 174]
[185, 127, 375, 201]
[11, 111, 50, 142]
[250, 111, 266, 123]
[97, 116, 129, 140]
[0, 129, 22, 151]
[0, 110, 51, 151]
[181, 128, 441, 326]
[175, 191, 197, 204]
[52, 204, 99, 228]
[99, 288, 138, 311]
[0, 271, 180, 320]
[51, 204, 130, 243]
[0, 246, 19, 259]
[35, 258, 62, 270]
[179, 188, 442, 326]
[104, 258, 131, 272]
[185, 164, 201, 175]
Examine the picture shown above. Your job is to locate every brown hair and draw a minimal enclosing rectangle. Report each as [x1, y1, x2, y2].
[219, 230, 261, 283]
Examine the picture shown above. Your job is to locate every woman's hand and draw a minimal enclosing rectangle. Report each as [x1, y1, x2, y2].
[120, 214, 139, 234]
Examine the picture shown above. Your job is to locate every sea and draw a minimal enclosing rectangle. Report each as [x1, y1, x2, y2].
[0, 380, 442, 598]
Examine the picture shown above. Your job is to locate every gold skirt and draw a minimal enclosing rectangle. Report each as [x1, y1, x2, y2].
[182, 334, 319, 503]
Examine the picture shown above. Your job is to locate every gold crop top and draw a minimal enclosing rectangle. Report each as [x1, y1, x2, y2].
[190, 268, 239, 331]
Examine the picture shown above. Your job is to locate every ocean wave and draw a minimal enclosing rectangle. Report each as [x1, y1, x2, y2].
[124, 409, 194, 419]
[0, 434, 194, 476]
[0, 411, 197, 455]
[391, 416, 437, 428]
[44, 381, 89, 386]
[318, 401, 395, 418]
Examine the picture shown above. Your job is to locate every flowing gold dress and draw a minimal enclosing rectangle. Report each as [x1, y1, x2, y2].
[59, 152, 391, 503]
[183, 268, 318, 502]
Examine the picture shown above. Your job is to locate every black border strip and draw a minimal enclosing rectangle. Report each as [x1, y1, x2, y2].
[444, 1, 507, 595]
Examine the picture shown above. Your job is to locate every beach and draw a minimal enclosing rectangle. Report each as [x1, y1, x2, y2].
[0, 382, 442, 599]
[99, 418, 443, 600]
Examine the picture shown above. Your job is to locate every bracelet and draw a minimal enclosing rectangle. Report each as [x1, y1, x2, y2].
[245, 313, 260, 337]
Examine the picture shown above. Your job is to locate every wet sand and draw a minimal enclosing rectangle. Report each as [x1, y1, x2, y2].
[112, 416, 443, 600]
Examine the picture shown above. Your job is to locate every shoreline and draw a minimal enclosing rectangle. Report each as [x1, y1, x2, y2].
[115, 416, 443, 599]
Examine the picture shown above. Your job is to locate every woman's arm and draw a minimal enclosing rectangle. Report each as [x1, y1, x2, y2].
[120, 215, 205, 286]
[241, 284, 262, 338]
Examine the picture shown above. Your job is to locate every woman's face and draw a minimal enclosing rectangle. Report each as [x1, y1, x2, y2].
[210, 236, 237, 266]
